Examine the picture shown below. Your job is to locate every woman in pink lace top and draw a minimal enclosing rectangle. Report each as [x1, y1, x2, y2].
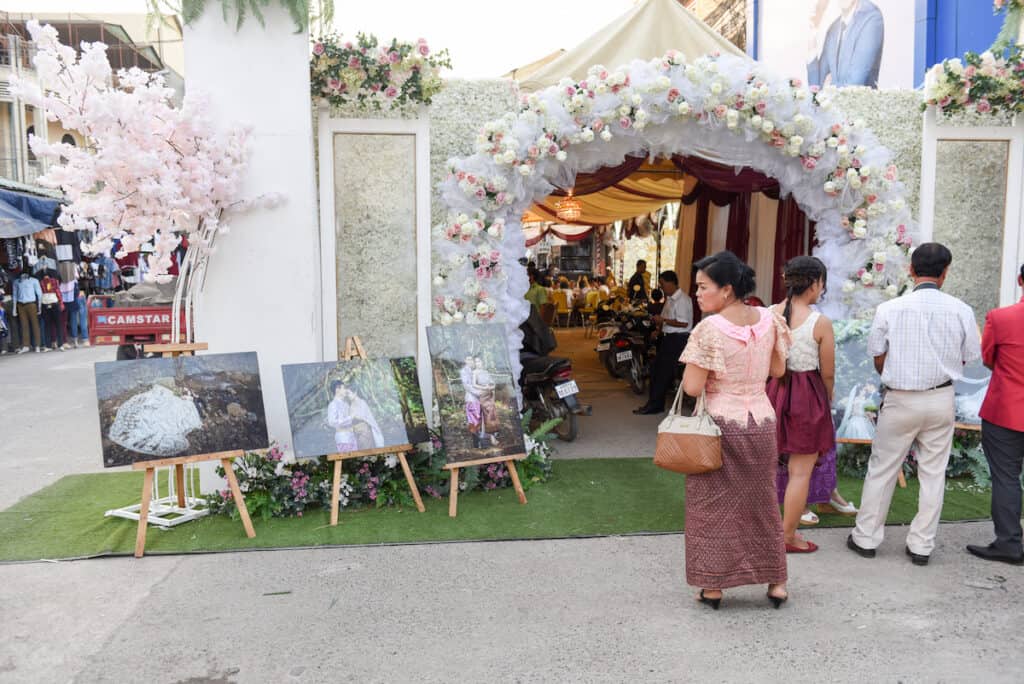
[680, 251, 792, 610]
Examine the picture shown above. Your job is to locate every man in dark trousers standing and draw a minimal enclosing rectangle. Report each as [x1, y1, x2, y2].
[967, 264, 1024, 565]
[627, 260, 649, 303]
[634, 270, 692, 415]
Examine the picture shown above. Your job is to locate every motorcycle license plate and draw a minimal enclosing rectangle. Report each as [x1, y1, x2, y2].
[595, 342, 609, 352]
[555, 380, 579, 398]
[616, 350, 633, 362]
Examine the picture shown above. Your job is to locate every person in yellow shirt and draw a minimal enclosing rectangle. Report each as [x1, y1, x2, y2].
[524, 267, 548, 311]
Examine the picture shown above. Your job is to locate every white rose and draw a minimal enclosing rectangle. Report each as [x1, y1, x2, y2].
[501, 150, 516, 164]
[762, 120, 774, 133]
[852, 225, 867, 238]
[600, 129, 613, 141]
[685, 65, 699, 81]
[859, 166, 872, 177]
[555, 150, 567, 161]
[677, 102, 691, 115]
[433, 276, 444, 286]
[631, 94, 642, 106]
[492, 153, 504, 164]
[789, 135, 803, 148]
[885, 284, 899, 297]
[782, 123, 795, 136]
[618, 104, 630, 117]
[440, 312, 453, 325]
[518, 165, 533, 176]
[595, 84, 608, 95]
[846, 168, 859, 180]
[842, 280, 856, 293]
[850, 177, 862, 190]
[823, 181, 836, 193]
[475, 302, 489, 315]
[581, 128, 595, 142]
[860, 271, 874, 285]
[873, 251, 887, 264]
[710, 82, 722, 95]
[855, 219, 867, 230]
[827, 136, 839, 148]
[855, 145, 867, 156]
[452, 311, 464, 322]
[837, 144, 849, 156]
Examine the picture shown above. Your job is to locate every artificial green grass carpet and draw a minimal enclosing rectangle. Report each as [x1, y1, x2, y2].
[0, 459, 991, 562]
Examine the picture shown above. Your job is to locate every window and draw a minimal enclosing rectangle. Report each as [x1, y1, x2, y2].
[61, 134, 77, 147]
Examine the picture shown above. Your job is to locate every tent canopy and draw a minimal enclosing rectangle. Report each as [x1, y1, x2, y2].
[517, 0, 748, 92]
[0, 188, 60, 238]
[527, 158, 694, 225]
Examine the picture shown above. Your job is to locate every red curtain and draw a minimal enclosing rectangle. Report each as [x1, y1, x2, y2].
[672, 155, 779, 194]
[771, 196, 812, 302]
[550, 155, 646, 196]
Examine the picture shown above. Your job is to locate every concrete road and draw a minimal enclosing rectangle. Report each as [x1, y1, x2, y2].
[0, 345, 111, 510]
[1, 524, 1022, 683]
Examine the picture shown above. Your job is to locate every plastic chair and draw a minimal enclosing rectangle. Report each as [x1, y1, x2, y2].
[582, 290, 601, 338]
[550, 290, 571, 327]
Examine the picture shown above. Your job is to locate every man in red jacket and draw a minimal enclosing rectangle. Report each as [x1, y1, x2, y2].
[967, 264, 1024, 565]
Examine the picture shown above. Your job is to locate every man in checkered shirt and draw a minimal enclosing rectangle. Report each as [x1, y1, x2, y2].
[847, 243, 981, 565]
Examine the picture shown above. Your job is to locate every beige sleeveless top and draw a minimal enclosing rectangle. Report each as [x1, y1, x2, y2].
[787, 310, 821, 372]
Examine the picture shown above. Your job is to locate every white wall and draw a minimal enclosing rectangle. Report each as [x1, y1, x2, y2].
[184, 6, 321, 486]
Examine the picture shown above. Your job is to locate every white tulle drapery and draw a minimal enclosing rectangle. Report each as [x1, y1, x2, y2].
[435, 51, 917, 375]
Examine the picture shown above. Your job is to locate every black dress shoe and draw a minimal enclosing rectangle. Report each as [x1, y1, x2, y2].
[905, 546, 929, 566]
[846, 534, 876, 558]
[633, 405, 664, 415]
[966, 543, 1024, 565]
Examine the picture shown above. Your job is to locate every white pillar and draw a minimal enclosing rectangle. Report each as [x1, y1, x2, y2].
[184, 6, 320, 489]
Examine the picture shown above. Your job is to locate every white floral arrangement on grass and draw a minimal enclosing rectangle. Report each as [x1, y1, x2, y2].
[434, 50, 917, 375]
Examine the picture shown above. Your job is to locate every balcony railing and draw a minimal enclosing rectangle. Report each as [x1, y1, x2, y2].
[0, 156, 19, 182]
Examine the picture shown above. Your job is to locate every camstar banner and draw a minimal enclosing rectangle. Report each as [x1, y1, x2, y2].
[757, 0, 915, 90]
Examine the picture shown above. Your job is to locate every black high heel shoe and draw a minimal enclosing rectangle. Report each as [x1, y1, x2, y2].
[698, 589, 722, 610]
[766, 591, 789, 609]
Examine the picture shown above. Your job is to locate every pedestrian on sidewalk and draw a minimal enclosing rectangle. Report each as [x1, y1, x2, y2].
[766, 256, 836, 553]
[39, 271, 66, 352]
[848, 243, 981, 565]
[967, 264, 1024, 565]
[679, 251, 791, 610]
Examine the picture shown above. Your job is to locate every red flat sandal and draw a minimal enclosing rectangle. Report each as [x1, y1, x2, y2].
[785, 540, 819, 553]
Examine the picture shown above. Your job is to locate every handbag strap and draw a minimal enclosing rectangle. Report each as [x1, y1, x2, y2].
[670, 385, 708, 416]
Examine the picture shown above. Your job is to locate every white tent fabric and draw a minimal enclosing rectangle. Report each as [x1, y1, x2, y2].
[517, 0, 748, 92]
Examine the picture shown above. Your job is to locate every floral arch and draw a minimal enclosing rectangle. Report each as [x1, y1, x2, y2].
[435, 51, 917, 368]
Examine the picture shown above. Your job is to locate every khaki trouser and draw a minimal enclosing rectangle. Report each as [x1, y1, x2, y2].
[16, 302, 41, 348]
[851, 386, 955, 555]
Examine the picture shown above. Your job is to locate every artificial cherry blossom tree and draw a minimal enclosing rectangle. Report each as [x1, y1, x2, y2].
[15, 20, 278, 341]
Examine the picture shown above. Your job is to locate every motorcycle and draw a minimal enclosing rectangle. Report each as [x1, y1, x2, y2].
[597, 309, 656, 395]
[519, 306, 591, 442]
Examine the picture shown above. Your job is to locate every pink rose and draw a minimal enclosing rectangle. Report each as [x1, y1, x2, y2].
[599, 70, 608, 79]
[348, 56, 361, 68]
[345, 41, 354, 49]
[857, 268, 865, 277]
[801, 156, 818, 170]
[466, 174, 476, 184]
[565, 86, 575, 97]
[370, 83, 381, 92]
[667, 88, 680, 102]
[419, 43, 430, 56]
[619, 116, 632, 129]
[790, 78, 803, 88]
[841, 217, 851, 227]
[855, 208, 867, 219]
[579, 80, 588, 89]
[714, 104, 728, 118]
[851, 158, 862, 169]
[874, 263, 884, 272]
[527, 145, 539, 159]
[977, 99, 992, 113]
[495, 192, 508, 204]
[964, 66, 977, 79]
[810, 85, 820, 93]
[475, 188, 486, 199]
[866, 194, 877, 204]
[385, 86, 398, 98]
[547, 143, 559, 155]
[593, 119, 605, 132]
[328, 78, 342, 91]
[312, 42, 325, 56]
[831, 124, 842, 134]
[897, 224, 907, 235]
[755, 101, 767, 114]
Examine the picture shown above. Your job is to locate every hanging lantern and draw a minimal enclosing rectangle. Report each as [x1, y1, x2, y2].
[555, 188, 582, 223]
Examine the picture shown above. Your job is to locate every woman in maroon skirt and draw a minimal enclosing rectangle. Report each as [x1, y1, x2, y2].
[680, 251, 791, 610]
[766, 257, 836, 553]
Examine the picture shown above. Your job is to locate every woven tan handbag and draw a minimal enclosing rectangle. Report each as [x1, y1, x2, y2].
[654, 387, 722, 475]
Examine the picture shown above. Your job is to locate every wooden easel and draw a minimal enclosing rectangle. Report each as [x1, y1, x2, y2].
[125, 342, 254, 557]
[328, 336, 426, 526]
[444, 454, 528, 518]
[132, 449, 255, 557]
